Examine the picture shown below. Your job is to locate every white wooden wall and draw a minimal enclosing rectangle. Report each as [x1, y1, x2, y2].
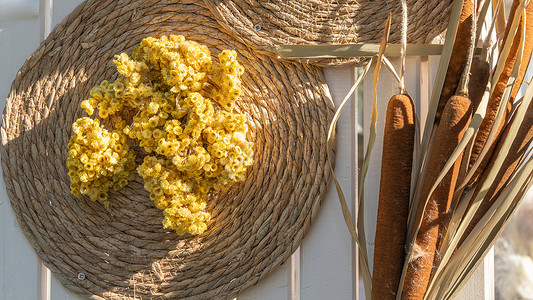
[0, 1, 491, 299]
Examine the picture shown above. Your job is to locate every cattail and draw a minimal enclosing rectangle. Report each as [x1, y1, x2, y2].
[402, 95, 473, 300]
[468, 57, 491, 113]
[461, 100, 533, 247]
[403, 1, 476, 297]
[372, 94, 415, 300]
[510, 1, 533, 102]
[372, 4, 415, 297]
[435, 0, 474, 124]
[468, 0, 532, 187]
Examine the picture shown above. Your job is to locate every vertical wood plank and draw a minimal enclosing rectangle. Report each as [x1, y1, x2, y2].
[484, 248, 495, 299]
[38, 1, 53, 298]
[39, 0, 52, 40]
[299, 67, 357, 300]
[52, 0, 80, 25]
[237, 265, 290, 300]
[291, 247, 301, 300]
[0, 1, 42, 299]
[453, 248, 494, 300]
[40, 262, 51, 300]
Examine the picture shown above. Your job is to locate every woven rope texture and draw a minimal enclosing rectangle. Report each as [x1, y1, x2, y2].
[0, 0, 334, 299]
[204, 0, 454, 66]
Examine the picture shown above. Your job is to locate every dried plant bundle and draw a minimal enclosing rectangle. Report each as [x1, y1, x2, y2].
[315, 0, 533, 299]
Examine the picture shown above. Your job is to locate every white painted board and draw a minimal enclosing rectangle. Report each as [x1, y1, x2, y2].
[299, 67, 358, 300]
[0, 1, 42, 299]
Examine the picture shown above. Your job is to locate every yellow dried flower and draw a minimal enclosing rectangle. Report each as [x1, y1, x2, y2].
[69, 35, 253, 236]
[67, 117, 136, 207]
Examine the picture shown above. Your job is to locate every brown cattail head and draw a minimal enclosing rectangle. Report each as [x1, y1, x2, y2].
[372, 94, 415, 300]
[403, 95, 472, 300]
[468, 0, 532, 188]
[511, 1, 533, 101]
[460, 100, 533, 248]
[468, 57, 491, 113]
[435, 0, 474, 124]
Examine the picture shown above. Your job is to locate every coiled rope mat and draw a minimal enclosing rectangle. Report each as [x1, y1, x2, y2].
[0, 0, 334, 299]
[203, 0, 454, 66]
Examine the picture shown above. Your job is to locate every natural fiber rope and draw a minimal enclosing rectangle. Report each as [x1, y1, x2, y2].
[400, 0, 408, 94]
[0, 1, 334, 299]
[203, 0, 454, 66]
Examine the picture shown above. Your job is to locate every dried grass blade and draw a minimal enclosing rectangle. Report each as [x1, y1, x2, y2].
[457, 0, 527, 189]
[480, 0, 503, 59]
[431, 44, 532, 298]
[454, 32, 526, 243]
[462, 11, 526, 214]
[494, 0, 507, 43]
[414, 113, 478, 247]
[489, 0, 527, 88]
[423, 118, 484, 298]
[440, 171, 533, 300]
[453, 75, 491, 192]
[357, 16, 391, 282]
[326, 59, 373, 299]
[444, 162, 533, 299]
[441, 43, 523, 283]
[427, 12, 503, 290]
[434, 159, 533, 299]
[476, 0, 493, 41]
[382, 55, 402, 84]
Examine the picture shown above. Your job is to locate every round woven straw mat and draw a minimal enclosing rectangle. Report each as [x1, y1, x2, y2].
[204, 0, 454, 66]
[1, 1, 334, 299]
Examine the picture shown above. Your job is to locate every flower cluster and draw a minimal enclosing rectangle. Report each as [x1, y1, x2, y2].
[68, 35, 254, 235]
[211, 49, 245, 111]
[67, 117, 136, 208]
[137, 156, 211, 235]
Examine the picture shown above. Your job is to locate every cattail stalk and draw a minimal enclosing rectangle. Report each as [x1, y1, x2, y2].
[467, 0, 532, 186]
[402, 1, 476, 297]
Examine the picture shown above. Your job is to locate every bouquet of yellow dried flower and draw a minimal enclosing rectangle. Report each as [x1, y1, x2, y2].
[67, 35, 254, 235]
